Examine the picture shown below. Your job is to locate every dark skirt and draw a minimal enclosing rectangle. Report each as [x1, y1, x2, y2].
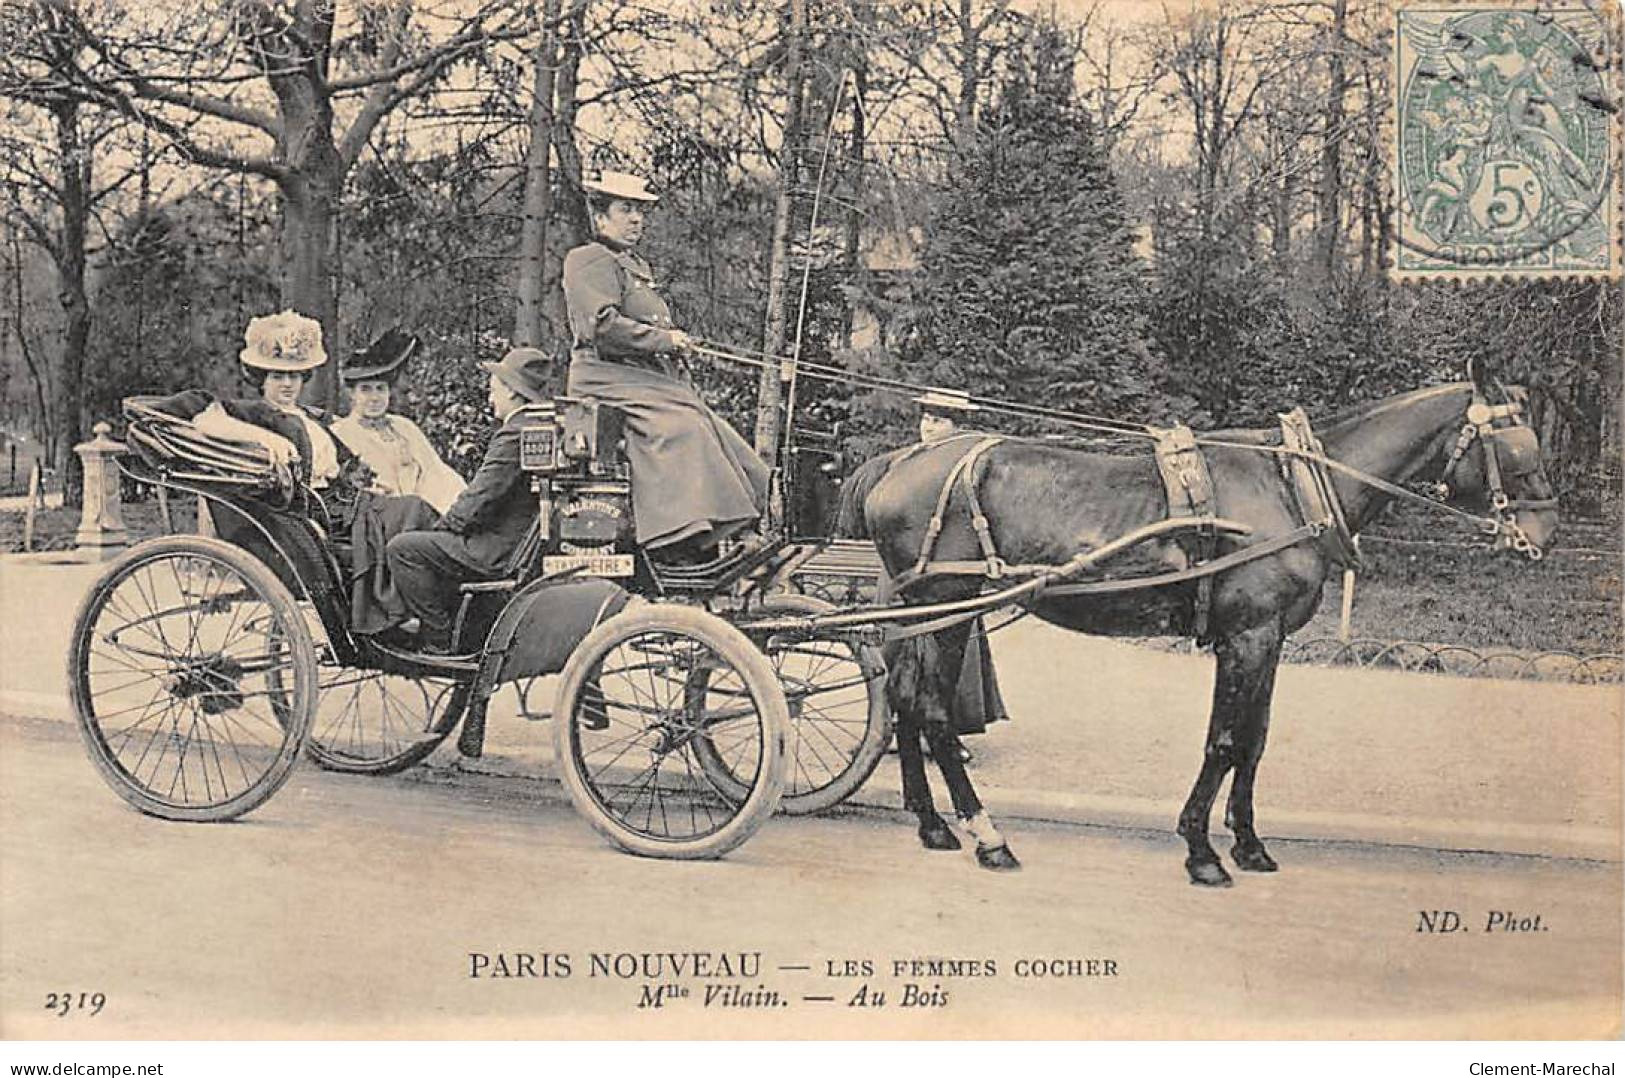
[567, 357, 768, 548]
[952, 617, 1010, 736]
[347, 492, 441, 635]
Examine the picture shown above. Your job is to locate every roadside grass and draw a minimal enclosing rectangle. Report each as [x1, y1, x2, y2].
[1, 497, 194, 554]
[1298, 506, 1619, 655]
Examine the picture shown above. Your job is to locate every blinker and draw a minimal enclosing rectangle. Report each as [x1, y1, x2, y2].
[1488, 425, 1541, 477]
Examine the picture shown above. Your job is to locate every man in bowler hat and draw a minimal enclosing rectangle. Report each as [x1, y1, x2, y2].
[385, 347, 551, 653]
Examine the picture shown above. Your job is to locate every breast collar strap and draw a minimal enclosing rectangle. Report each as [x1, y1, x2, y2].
[1278, 407, 1360, 569]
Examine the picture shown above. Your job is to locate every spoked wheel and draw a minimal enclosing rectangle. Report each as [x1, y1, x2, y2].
[702, 593, 890, 815]
[552, 603, 789, 859]
[304, 669, 466, 775]
[67, 536, 318, 822]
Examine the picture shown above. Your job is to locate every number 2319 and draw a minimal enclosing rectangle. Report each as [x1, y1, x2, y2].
[44, 992, 105, 1017]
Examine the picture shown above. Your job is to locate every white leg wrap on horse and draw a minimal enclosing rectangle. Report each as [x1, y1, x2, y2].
[961, 810, 1004, 849]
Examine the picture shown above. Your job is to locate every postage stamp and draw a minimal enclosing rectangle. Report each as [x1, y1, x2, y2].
[1394, 1, 1622, 278]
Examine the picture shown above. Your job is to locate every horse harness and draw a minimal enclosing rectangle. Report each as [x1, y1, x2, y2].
[1277, 407, 1361, 569]
[874, 386, 1550, 647]
[882, 423, 1339, 640]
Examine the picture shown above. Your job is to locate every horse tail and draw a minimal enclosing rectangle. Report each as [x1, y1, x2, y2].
[836, 451, 893, 539]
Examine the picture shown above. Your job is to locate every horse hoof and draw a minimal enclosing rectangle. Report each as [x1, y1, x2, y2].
[1186, 859, 1233, 887]
[1231, 843, 1279, 873]
[918, 820, 961, 851]
[976, 843, 1021, 871]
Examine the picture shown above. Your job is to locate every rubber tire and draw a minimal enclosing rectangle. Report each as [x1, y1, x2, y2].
[304, 673, 466, 775]
[67, 535, 318, 822]
[713, 593, 890, 815]
[552, 603, 789, 860]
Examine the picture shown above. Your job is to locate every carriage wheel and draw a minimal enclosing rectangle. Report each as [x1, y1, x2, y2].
[303, 670, 467, 775]
[696, 593, 889, 815]
[67, 536, 318, 822]
[552, 603, 789, 859]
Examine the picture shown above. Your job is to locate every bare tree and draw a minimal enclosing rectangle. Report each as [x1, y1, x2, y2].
[42, 0, 529, 407]
[0, 0, 147, 494]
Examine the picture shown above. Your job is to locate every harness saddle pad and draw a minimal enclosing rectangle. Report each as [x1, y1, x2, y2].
[1148, 422, 1219, 639]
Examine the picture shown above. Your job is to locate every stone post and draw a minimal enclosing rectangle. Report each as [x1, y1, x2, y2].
[73, 421, 129, 561]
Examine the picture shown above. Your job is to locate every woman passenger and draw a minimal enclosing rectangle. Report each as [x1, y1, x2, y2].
[150, 310, 438, 634]
[331, 329, 467, 514]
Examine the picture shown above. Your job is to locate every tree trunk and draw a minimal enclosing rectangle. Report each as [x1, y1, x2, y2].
[513, 0, 564, 350]
[955, 0, 979, 147]
[540, 0, 590, 370]
[280, 172, 340, 409]
[553, 0, 589, 250]
[841, 62, 868, 351]
[270, 52, 345, 412]
[754, 0, 806, 457]
[51, 98, 90, 506]
[1317, 0, 1348, 279]
[9, 232, 53, 463]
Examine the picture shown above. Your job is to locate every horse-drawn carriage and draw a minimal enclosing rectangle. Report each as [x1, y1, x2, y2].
[69, 366, 1560, 881]
[70, 394, 889, 860]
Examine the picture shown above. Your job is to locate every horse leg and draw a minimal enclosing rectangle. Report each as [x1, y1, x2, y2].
[887, 637, 959, 851]
[922, 721, 1020, 871]
[915, 620, 1019, 871]
[1177, 622, 1281, 887]
[1224, 639, 1284, 873]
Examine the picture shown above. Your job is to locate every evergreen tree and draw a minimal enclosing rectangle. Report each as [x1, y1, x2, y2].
[903, 21, 1161, 433]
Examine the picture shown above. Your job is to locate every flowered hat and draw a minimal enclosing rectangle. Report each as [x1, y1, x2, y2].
[239, 310, 328, 372]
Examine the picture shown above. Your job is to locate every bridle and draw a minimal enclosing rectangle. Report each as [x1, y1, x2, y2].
[1432, 389, 1558, 560]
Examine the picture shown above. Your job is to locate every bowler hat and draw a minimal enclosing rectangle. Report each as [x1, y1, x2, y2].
[343, 329, 420, 383]
[240, 310, 327, 372]
[582, 170, 660, 203]
[914, 388, 979, 414]
[480, 347, 552, 403]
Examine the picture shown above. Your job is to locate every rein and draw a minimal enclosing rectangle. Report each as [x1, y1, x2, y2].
[690, 341, 1551, 559]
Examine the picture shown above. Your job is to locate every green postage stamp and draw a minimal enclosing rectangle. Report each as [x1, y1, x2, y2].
[1394, 1, 1621, 278]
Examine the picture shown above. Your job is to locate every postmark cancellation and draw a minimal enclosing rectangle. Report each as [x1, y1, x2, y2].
[1393, 0, 1622, 278]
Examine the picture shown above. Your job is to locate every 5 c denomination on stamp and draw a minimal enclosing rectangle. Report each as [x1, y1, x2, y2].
[1394, 1, 1621, 278]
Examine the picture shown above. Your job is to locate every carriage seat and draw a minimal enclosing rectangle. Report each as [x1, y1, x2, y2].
[121, 396, 347, 603]
[122, 396, 290, 497]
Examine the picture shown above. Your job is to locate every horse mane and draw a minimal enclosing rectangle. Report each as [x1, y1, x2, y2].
[1319, 382, 1470, 433]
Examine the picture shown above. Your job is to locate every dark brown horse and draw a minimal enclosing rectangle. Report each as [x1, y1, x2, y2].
[839, 376, 1560, 885]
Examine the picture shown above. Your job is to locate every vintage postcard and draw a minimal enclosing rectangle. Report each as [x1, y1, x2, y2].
[0, 0, 1619, 1047]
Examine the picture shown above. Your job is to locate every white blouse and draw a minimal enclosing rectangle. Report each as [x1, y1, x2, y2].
[330, 413, 466, 513]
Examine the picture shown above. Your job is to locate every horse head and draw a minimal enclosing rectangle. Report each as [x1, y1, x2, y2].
[1434, 371, 1561, 558]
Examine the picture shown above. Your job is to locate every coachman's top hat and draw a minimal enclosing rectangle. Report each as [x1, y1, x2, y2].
[914, 388, 979, 414]
[239, 310, 327, 372]
[582, 170, 660, 203]
[480, 347, 552, 403]
[343, 329, 420, 383]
